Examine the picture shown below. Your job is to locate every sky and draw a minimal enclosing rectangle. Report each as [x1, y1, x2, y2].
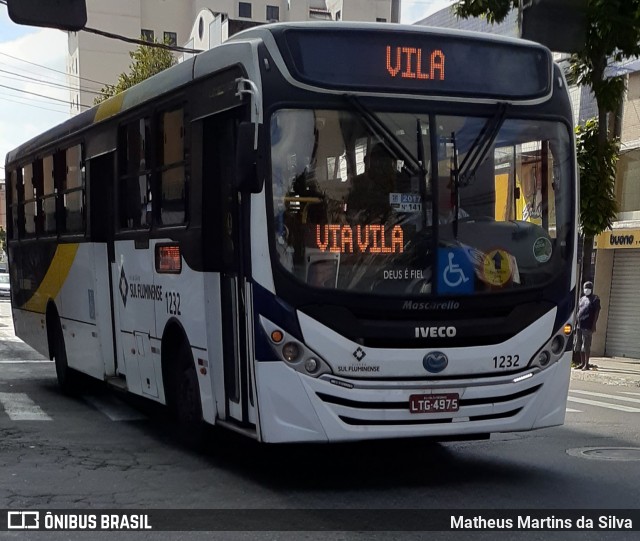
[0, 1, 455, 179]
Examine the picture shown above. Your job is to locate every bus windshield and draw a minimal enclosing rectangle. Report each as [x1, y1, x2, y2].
[270, 108, 572, 297]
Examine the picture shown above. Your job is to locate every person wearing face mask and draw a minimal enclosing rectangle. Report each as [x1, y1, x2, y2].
[575, 281, 601, 371]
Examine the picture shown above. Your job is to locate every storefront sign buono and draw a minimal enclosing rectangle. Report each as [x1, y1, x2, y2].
[595, 229, 640, 250]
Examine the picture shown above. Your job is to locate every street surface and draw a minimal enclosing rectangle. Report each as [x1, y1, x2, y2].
[1, 299, 639, 540]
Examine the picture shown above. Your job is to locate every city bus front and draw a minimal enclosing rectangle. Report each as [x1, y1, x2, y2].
[244, 24, 576, 443]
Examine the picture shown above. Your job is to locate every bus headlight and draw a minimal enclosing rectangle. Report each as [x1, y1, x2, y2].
[305, 358, 319, 373]
[528, 319, 573, 370]
[282, 342, 301, 362]
[259, 316, 332, 378]
[537, 351, 551, 367]
[550, 335, 565, 355]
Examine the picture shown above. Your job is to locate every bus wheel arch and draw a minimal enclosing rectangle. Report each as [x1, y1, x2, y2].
[161, 320, 205, 445]
[45, 301, 59, 361]
[46, 301, 77, 393]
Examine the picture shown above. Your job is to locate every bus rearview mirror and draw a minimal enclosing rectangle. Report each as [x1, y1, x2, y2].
[7, 0, 87, 32]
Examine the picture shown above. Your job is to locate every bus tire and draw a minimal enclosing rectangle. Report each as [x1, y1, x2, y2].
[51, 318, 77, 394]
[173, 343, 205, 447]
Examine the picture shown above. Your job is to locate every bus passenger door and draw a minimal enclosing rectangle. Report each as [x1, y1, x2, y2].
[110, 118, 160, 399]
[87, 151, 118, 378]
[202, 111, 256, 427]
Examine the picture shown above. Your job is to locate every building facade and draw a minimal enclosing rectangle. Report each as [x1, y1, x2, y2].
[68, 0, 399, 114]
[417, 4, 518, 37]
[592, 68, 640, 358]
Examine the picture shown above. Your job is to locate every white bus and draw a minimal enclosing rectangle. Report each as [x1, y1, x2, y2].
[5, 22, 577, 443]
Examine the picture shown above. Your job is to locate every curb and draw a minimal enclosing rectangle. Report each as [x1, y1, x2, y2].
[570, 367, 640, 388]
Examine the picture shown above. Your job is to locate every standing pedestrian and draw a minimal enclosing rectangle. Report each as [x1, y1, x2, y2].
[575, 281, 601, 371]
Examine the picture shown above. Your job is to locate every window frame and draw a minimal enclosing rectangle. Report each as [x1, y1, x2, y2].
[238, 2, 252, 19]
[266, 5, 279, 21]
[158, 106, 188, 226]
[163, 31, 177, 46]
[61, 143, 86, 235]
[118, 117, 153, 231]
[141, 28, 155, 42]
[115, 102, 189, 232]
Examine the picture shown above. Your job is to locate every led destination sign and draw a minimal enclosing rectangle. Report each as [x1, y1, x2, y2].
[386, 46, 444, 81]
[277, 28, 552, 100]
[315, 224, 404, 254]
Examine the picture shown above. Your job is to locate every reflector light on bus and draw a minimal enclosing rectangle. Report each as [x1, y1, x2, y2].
[564, 324, 572, 335]
[156, 244, 182, 273]
[305, 358, 319, 373]
[513, 372, 533, 383]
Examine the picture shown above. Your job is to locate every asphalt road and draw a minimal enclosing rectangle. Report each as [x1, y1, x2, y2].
[1, 299, 639, 541]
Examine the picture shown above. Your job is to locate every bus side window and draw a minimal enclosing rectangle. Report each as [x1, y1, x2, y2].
[118, 120, 151, 229]
[8, 168, 23, 239]
[65, 144, 85, 233]
[53, 149, 67, 233]
[160, 108, 186, 225]
[23, 163, 36, 236]
[43, 155, 56, 234]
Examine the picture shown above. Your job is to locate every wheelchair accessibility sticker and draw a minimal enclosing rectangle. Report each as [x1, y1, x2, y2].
[438, 248, 474, 294]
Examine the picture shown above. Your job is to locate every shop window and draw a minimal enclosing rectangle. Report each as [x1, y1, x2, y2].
[160, 108, 186, 225]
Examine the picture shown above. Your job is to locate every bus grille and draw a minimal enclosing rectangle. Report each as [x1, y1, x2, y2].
[314, 384, 541, 427]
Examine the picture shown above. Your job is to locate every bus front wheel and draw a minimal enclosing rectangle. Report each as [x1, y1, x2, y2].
[173, 343, 205, 447]
[52, 319, 77, 393]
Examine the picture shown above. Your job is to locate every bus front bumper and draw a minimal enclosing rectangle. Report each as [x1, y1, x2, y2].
[254, 354, 571, 443]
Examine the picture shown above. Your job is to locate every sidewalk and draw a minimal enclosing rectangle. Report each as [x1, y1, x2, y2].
[571, 356, 640, 387]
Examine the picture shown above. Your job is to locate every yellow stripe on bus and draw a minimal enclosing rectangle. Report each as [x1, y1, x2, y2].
[94, 92, 126, 123]
[22, 244, 80, 313]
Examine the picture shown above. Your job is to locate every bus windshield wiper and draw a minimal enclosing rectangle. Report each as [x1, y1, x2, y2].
[345, 94, 425, 176]
[416, 117, 428, 230]
[450, 103, 507, 238]
[457, 103, 508, 186]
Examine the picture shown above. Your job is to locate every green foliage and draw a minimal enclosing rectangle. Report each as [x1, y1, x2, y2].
[568, 0, 640, 114]
[453, 0, 520, 24]
[0, 227, 6, 254]
[94, 40, 176, 104]
[456, 0, 640, 116]
[576, 119, 618, 237]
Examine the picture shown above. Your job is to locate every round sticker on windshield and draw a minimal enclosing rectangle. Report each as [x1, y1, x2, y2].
[533, 237, 552, 263]
[481, 249, 512, 286]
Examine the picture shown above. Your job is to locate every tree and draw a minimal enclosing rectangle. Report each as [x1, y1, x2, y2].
[576, 118, 618, 243]
[94, 40, 176, 104]
[454, 0, 640, 281]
